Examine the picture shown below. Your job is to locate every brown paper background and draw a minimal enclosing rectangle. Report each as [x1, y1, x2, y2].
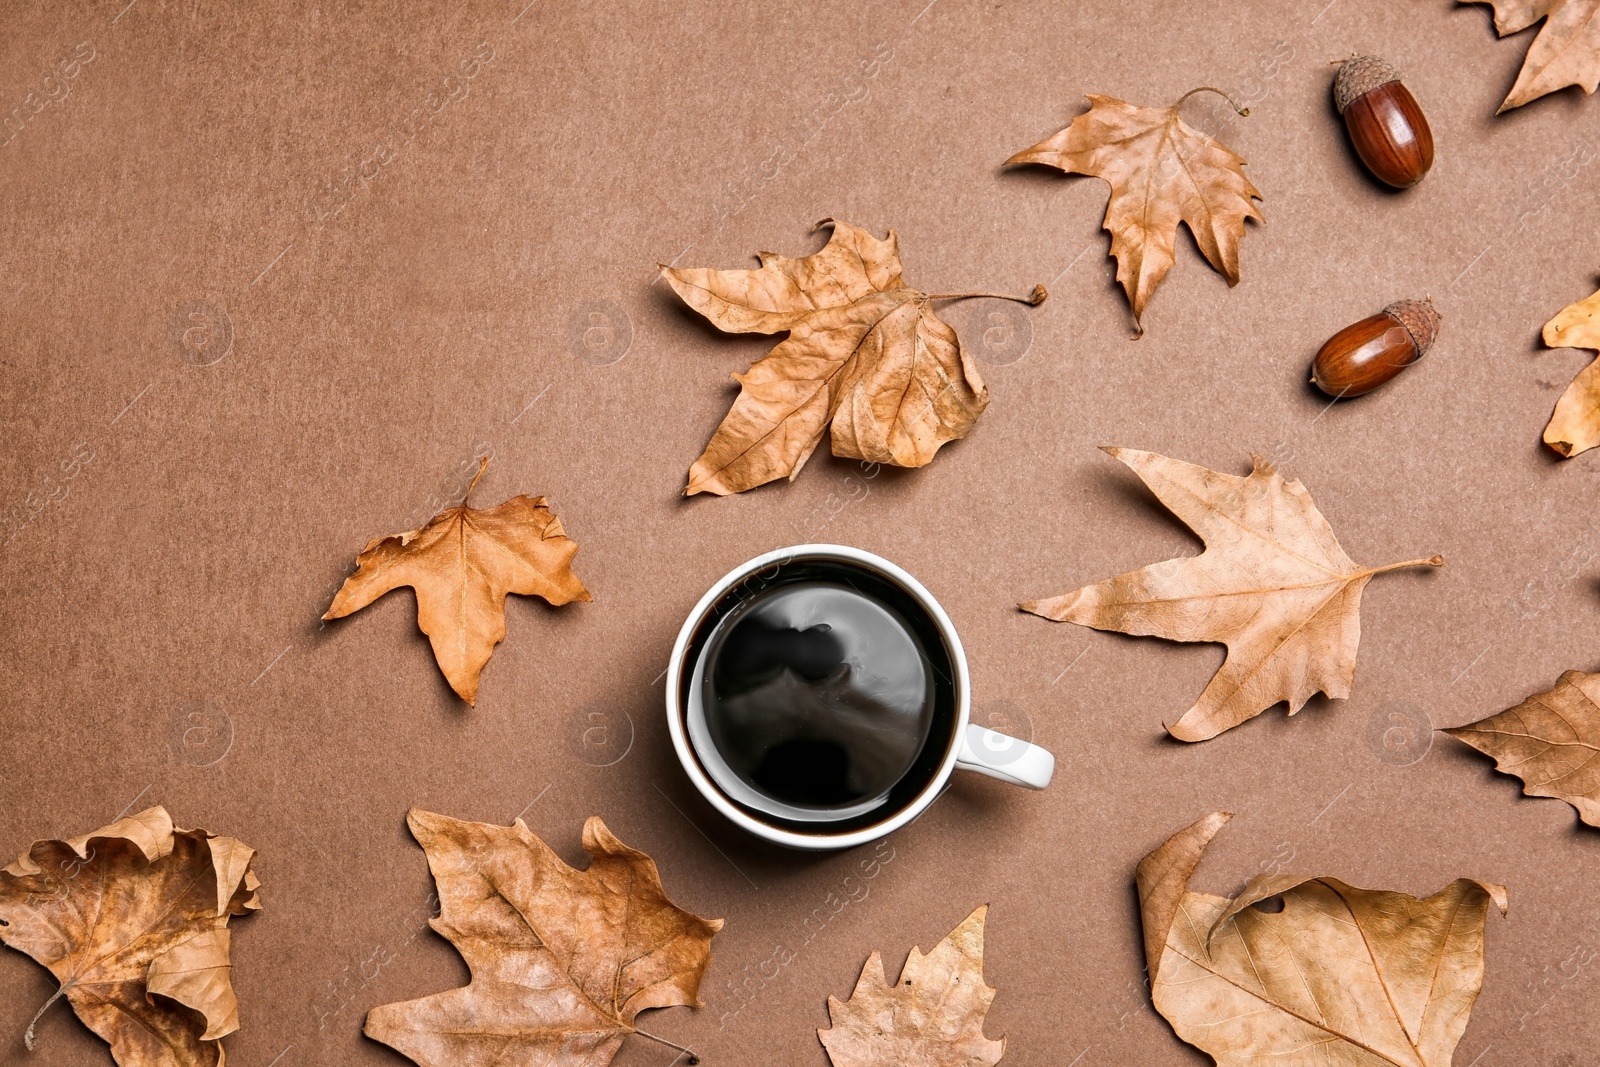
[3, 0, 1598, 1063]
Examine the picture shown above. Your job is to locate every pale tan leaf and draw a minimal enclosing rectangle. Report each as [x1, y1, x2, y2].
[1446, 668, 1600, 826]
[664, 219, 1043, 495]
[819, 905, 1004, 1067]
[1007, 92, 1262, 332]
[1472, 0, 1600, 110]
[0, 806, 259, 1066]
[1021, 448, 1441, 741]
[1139, 813, 1506, 1066]
[1540, 286, 1600, 457]
[323, 457, 591, 704]
[364, 810, 722, 1067]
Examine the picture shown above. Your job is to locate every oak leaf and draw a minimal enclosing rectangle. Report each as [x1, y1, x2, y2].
[1007, 90, 1262, 333]
[1539, 285, 1600, 457]
[1470, 0, 1600, 111]
[364, 810, 722, 1067]
[1138, 812, 1506, 1066]
[1445, 669, 1600, 826]
[819, 905, 1003, 1067]
[0, 806, 261, 1066]
[323, 458, 591, 704]
[1021, 449, 1442, 741]
[662, 219, 1044, 496]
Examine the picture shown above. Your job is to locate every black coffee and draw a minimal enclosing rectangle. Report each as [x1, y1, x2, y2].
[697, 577, 939, 819]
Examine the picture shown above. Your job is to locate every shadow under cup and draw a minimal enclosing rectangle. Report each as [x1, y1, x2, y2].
[676, 555, 959, 838]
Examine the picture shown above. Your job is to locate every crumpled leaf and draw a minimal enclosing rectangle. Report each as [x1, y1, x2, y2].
[364, 810, 722, 1067]
[1021, 448, 1442, 741]
[1138, 812, 1507, 1066]
[819, 905, 1003, 1067]
[1007, 92, 1262, 333]
[323, 457, 591, 704]
[1539, 285, 1600, 457]
[0, 806, 261, 1066]
[1446, 669, 1600, 826]
[662, 219, 1044, 495]
[1470, 0, 1600, 111]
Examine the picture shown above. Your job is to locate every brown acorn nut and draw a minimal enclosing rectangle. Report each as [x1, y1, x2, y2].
[1334, 55, 1434, 188]
[1311, 298, 1441, 398]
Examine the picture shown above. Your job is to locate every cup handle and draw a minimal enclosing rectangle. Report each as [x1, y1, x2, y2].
[955, 724, 1055, 790]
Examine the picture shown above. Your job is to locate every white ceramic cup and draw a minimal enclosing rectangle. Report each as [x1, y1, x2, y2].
[666, 544, 1054, 850]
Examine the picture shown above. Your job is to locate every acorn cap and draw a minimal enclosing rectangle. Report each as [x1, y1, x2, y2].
[1334, 55, 1402, 114]
[1382, 298, 1441, 357]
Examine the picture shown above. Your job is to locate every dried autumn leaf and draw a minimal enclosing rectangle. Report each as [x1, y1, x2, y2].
[0, 806, 261, 1066]
[819, 905, 1003, 1067]
[323, 457, 590, 704]
[1446, 669, 1600, 826]
[662, 219, 1045, 496]
[1138, 812, 1507, 1066]
[1007, 90, 1262, 333]
[1539, 285, 1600, 457]
[1470, 0, 1600, 111]
[365, 810, 722, 1067]
[1021, 448, 1442, 741]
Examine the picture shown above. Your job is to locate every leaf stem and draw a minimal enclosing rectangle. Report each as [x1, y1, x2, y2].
[926, 283, 1048, 306]
[462, 456, 490, 506]
[1173, 85, 1250, 117]
[24, 984, 66, 1050]
[1364, 555, 1445, 577]
[634, 1027, 700, 1064]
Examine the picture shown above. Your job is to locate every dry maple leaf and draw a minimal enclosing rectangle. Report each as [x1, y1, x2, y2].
[1469, 0, 1600, 111]
[1446, 669, 1600, 826]
[662, 219, 1045, 496]
[819, 905, 1003, 1067]
[1138, 812, 1507, 1066]
[323, 457, 590, 704]
[1020, 448, 1443, 741]
[1006, 89, 1262, 334]
[0, 806, 261, 1066]
[1539, 285, 1600, 457]
[365, 809, 722, 1067]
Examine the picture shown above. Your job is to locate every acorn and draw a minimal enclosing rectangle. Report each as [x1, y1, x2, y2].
[1311, 298, 1440, 398]
[1334, 55, 1433, 188]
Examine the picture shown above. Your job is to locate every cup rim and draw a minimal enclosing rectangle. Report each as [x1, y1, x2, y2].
[665, 543, 970, 851]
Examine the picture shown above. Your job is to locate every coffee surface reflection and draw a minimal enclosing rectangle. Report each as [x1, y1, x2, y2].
[701, 580, 936, 812]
